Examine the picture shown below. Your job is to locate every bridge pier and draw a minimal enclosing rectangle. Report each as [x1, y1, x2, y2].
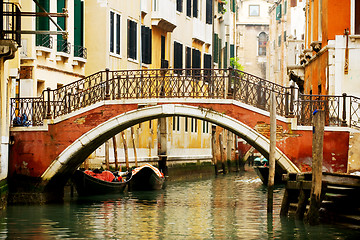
[7, 176, 65, 204]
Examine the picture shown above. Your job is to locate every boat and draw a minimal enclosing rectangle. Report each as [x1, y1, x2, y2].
[253, 157, 284, 185]
[254, 166, 284, 185]
[71, 169, 127, 196]
[127, 164, 165, 191]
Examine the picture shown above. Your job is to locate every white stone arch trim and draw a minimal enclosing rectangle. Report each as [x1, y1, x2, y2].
[41, 104, 300, 180]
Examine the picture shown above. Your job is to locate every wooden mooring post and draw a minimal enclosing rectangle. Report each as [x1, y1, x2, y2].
[267, 92, 276, 213]
[211, 125, 218, 175]
[219, 132, 226, 174]
[305, 110, 325, 225]
[121, 131, 129, 171]
[112, 136, 119, 171]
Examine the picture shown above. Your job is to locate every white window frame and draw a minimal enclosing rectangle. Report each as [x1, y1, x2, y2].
[109, 10, 122, 58]
[249, 5, 260, 17]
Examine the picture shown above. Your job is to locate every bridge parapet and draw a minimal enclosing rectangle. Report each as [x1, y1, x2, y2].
[10, 68, 360, 129]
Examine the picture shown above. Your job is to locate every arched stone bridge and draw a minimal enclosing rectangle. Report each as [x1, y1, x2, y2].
[9, 68, 354, 202]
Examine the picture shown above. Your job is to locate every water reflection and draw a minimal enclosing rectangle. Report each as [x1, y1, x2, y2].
[1, 171, 360, 239]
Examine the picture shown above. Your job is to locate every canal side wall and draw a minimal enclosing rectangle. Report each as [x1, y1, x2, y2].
[8, 100, 351, 196]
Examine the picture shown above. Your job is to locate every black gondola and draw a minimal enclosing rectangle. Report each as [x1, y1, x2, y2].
[127, 164, 165, 191]
[71, 170, 127, 196]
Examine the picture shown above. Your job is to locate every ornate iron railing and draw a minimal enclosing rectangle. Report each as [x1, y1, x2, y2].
[74, 45, 87, 58]
[36, 34, 53, 49]
[9, 68, 360, 130]
[57, 39, 71, 54]
[1, 2, 21, 45]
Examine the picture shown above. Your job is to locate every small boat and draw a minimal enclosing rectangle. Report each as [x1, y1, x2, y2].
[254, 165, 284, 185]
[71, 169, 127, 196]
[127, 164, 165, 191]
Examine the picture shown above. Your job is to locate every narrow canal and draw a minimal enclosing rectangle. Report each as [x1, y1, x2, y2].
[1, 170, 359, 239]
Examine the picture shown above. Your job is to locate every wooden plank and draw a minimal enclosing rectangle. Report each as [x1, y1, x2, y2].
[323, 172, 360, 187]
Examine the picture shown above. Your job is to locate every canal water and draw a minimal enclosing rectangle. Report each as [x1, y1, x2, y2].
[1, 170, 359, 239]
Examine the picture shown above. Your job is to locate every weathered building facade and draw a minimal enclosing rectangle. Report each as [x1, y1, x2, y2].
[236, 0, 271, 78]
[267, 0, 305, 87]
[0, 0, 21, 208]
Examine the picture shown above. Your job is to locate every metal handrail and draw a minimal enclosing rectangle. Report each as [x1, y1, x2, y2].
[9, 68, 360, 130]
[1, 3, 21, 45]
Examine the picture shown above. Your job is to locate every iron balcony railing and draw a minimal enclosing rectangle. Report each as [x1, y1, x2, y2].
[36, 34, 53, 48]
[1, 2, 21, 45]
[57, 39, 71, 54]
[10, 68, 360, 130]
[74, 45, 87, 59]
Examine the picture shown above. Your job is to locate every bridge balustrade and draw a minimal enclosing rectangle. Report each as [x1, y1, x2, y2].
[10, 68, 360, 130]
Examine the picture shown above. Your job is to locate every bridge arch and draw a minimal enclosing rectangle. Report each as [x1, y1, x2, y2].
[42, 104, 300, 186]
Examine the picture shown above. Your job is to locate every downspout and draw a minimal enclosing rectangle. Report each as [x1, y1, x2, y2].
[212, 0, 215, 68]
[139, 0, 142, 69]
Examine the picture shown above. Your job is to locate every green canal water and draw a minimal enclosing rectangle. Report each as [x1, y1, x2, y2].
[1, 170, 359, 239]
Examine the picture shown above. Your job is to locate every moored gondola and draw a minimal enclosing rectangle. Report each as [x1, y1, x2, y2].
[71, 170, 127, 196]
[127, 164, 165, 191]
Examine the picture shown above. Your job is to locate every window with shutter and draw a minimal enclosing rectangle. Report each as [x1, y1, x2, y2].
[58, 0, 66, 51]
[110, 11, 121, 56]
[141, 26, 152, 64]
[187, 0, 192, 17]
[193, 0, 198, 18]
[36, 0, 50, 47]
[186, 47, 191, 75]
[213, 34, 218, 63]
[276, 4, 282, 20]
[127, 20, 137, 60]
[218, 38, 222, 68]
[192, 49, 201, 79]
[192, 49, 201, 68]
[230, 44, 234, 58]
[224, 42, 228, 69]
[174, 42, 183, 74]
[116, 14, 120, 54]
[177, 0, 183, 12]
[206, 0, 212, 24]
[110, 12, 115, 53]
[204, 53, 212, 82]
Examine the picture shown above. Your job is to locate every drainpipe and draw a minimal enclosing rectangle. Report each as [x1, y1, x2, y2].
[139, 0, 142, 69]
[211, 0, 215, 68]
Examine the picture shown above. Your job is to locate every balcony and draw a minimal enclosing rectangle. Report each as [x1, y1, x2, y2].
[0, 2, 21, 59]
[74, 45, 87, 59]
[192, 18, 212, 44]
[151, 0, 177, 32]
[56, 38, 70, 61]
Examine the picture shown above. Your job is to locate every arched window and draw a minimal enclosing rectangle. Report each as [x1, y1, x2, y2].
[258, 32, 268, 56]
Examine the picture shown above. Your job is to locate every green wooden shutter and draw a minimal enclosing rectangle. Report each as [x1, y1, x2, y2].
[74, 0, 83, 47]
[213, 33, 218, 63]
[36, 0, 50, 46]
[224, 42, 228, 69]
[230, 44, 234, 58]
[57, 0, 65, 51]
[219, 38, 222, 68]
[276, 4, 282, 20]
